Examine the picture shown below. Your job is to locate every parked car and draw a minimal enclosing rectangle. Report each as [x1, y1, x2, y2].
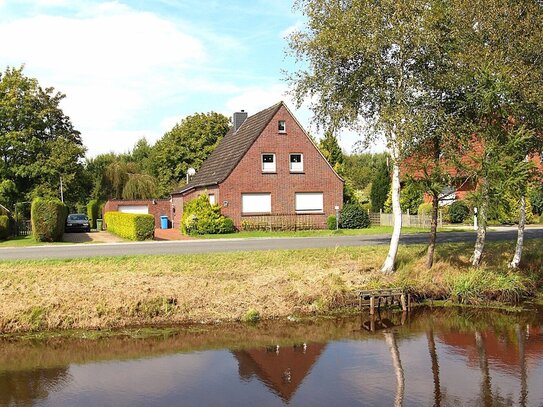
[65, 213, 91, 232]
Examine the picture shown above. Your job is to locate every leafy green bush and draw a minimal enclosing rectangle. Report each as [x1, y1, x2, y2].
[490, 193, 534, 225]
[31, 197, 68, 242]
[327, 215, 337, 230]
[449, 200, 470, 223]
[104, 211, 154, 241]
[384, 181, 424, 214]
[0, 215, 9, 240]
[530, 186, 543, 215]
[87, 199, 100, 229]
[418, 202, 433, 216]
[182, 194, 235, 235]
[340, 204, 370, 228]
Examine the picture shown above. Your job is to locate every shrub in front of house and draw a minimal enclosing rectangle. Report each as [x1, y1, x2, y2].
[327, 215, 337, 230]
[449, 200, 470, 223]
[340, 204, 370, 229]
[0, 215, 9, 240]
[31, 197, 68, 242]
[182, 194, 235, 235]
[87, 199, 100, 229]
[417, 202, 433, 216]
[104, 211, 154, 241]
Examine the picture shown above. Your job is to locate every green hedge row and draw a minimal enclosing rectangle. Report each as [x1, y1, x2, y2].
[87, 199, 100, 229]
[104, 211, 154, 241]
[31, 197, 68, 242]
[0, 215, 9, 240]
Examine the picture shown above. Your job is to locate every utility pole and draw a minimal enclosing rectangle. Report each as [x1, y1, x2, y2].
[60, 176, 64, 203]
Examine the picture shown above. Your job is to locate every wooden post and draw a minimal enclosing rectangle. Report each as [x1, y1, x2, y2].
[400, 293, 407, 312]
[370, 296, 375, 315]
[359, 294, 362, 311]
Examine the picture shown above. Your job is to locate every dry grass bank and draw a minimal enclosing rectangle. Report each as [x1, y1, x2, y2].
[0, 239, 541, 333]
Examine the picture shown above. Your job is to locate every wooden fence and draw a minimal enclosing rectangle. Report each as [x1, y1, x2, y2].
[240, 213, 326, 231]
[375, 210, 443, 228]
[17, 220, 32, 236]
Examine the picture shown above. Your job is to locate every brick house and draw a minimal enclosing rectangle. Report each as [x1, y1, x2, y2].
[171, 101, 344, 229]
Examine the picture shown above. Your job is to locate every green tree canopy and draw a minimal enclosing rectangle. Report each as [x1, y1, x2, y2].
[150, 112, 230, 196]
[0, 66, 85, 206]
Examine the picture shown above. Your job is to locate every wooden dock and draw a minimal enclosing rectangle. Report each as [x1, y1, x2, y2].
[358, 288, 410, 315]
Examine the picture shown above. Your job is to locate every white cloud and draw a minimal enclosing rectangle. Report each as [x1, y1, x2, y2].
[280, 21, 302, 39]
[0, 2, 207, 156]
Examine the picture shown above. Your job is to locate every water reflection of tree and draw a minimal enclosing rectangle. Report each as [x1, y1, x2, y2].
[426, 329, 441, 407]
[0, 367, 70, 406]
[384, 331, 404, 407]
[516, 324, 527, 407]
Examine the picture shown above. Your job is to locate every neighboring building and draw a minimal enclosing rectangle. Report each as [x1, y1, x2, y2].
[102, 199, 172, 228]
[171, 101, 344, 229]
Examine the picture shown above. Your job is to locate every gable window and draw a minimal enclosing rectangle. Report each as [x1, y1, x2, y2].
[295, 192, 323, 213]
[262, 153, 276, 172]
[278, 120, 286, 133]
[289, 153, 303, 172]
[242, 193, 272, 214]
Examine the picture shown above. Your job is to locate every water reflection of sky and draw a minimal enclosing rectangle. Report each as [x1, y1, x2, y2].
[3, 310, 543, 406]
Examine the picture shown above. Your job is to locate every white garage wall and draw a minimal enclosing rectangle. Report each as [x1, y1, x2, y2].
[118, 205, 149, 214]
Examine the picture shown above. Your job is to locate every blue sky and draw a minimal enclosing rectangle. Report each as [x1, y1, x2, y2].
[0, 0, 371, 156]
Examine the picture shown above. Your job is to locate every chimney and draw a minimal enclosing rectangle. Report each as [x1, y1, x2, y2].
[232, 110, 248, 132]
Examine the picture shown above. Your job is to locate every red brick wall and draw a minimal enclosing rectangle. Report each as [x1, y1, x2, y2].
[219, 105, 343, 228]
[103, 199, 173, 228]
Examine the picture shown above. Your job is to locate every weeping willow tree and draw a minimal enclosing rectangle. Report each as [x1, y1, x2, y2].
[122, 173, 158, 200]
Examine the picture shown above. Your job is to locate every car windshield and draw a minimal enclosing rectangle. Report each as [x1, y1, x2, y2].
[68, 214, 88, 221]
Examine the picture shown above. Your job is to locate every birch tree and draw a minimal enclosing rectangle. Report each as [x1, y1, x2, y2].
[288, 0, 435, 273]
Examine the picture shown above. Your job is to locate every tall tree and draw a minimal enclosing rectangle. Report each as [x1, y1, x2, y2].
[0, 66, 85, 205]
[288, 0, 433, 273]
[150, 112, 230, 197]
[370, 159, 390, 212]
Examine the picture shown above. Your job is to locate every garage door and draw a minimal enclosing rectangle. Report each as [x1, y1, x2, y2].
[118, 205, 149, 214]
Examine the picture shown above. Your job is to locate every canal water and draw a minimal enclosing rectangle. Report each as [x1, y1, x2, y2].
[1, 306, 543, 406]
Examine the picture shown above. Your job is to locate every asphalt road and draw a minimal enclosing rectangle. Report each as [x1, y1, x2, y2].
[1, 228, 542, 261]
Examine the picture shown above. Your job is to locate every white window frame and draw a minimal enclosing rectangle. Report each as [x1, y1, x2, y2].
[295, 192, 324, 213]
[242, 193, 272, 214]
[261, 153, 276, 173]
[278, 120, 286, 133]
[289, 153, 304, 173]
[208, 193, 216, 205]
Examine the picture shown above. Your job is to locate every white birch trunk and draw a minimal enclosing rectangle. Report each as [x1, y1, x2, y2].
[471, 179, 489, 267]
[385, 331, 405, 407]
[382, 147, 402, 274]
[510, 193, 526, 270]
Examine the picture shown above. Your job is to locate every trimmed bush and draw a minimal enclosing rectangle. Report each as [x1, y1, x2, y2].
[418, 202, 433, 216]
[104, 211, 154, 241]
[449, 200, 470, 223]
[87, 199, 100, 229]
[31, 197, 68, 242]
[182, 194, 235, 235]
[0, 215, 9, 240]
[340, 204, 370, 229]
[327, 215, 337, 230]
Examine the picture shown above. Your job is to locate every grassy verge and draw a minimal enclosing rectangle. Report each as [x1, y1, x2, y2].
[195, 225, 469, 239]
[0, 235, 71, 247]
[0, 239, 541, 334]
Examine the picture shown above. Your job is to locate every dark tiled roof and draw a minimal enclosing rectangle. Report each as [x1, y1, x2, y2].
[173, 101, 283, 195]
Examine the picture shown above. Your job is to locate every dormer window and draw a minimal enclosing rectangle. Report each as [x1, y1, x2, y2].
[278, 120, 286, 133]
[262, 153, 276, 172]
[289, 153, 303, 172]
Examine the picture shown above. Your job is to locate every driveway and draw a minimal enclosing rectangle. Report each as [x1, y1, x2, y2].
[62, 231, 124, 244]
[1, 227, 542, 261]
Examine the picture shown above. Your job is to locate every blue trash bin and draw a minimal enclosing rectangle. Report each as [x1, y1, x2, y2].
[160, 215, 169, 229]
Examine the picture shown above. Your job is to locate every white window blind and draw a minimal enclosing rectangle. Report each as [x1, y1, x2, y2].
[208, 194, 216, 205]
[295, 193, 323, 212]
[262, 154, 276, 172]
[290, 154, 303, 172]
[242, 193, 271, 214]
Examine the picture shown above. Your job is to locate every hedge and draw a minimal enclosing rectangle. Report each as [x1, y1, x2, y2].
[0, 215, 9, 240]
[449, 200, 470, 223]
[31, 197, 68, 242]
[182, 194, 235, 235]
[87, 199, 100, 229]
[104, 211, 154, 241]
[340, 204, 370, 229]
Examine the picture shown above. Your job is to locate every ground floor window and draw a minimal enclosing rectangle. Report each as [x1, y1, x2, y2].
[242, 193, 271, 214]
[295, 192, 323, 213]
[208, 193, 216, 205]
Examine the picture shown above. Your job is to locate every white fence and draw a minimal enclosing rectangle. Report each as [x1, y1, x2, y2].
[370, 210, 443, 228]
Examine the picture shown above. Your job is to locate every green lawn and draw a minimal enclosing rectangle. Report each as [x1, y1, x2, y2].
[0, 235, 74, 247]
[195, 225, 470, 239]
